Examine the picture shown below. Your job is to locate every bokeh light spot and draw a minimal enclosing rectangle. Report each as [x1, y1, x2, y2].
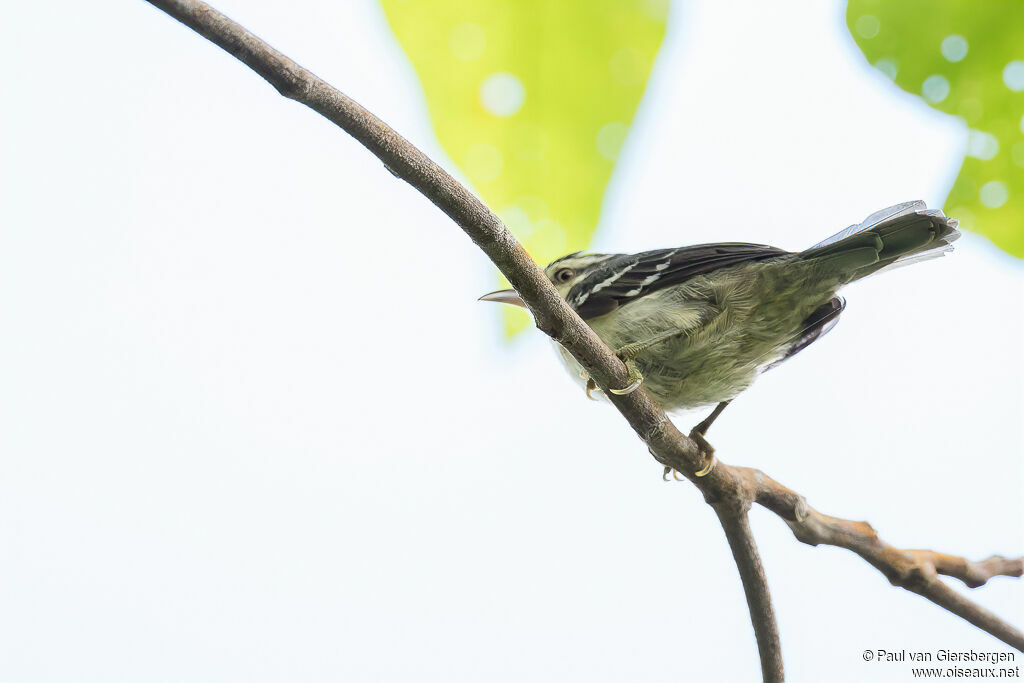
[1003, 61, 1024, 91]
[479, 73, 525, 116]
[940, 35, 968, 62]
[874, 58, 898, 80]
[855, 15, 880, 39]
[596, 122, 629, 161]
[921, 74, 950, 103]
[966, 130, 999, 160]
[980, 180, 1009, 209]
[464, 143, 503, 183]
[449, 23, 485, 62]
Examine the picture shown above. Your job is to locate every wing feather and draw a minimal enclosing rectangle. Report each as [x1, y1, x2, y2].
[568, 243, 789, 320]
[762, 296, 846, 371]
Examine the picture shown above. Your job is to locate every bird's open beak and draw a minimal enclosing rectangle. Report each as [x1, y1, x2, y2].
[478, 289, 527, 308]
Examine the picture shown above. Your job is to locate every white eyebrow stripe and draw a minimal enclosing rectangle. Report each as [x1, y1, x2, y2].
[574, 262, 637, 306]
[624, 288, 642, 296]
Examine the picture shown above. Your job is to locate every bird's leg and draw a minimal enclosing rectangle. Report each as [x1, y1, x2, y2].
[662, 401, 731, 481]
[608, 326, 692, 396]
[689, 400, 731, 478]
[692, 400, 730, 436]
[653, 402, 732, 480]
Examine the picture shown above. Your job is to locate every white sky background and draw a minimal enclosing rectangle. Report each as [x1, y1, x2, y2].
[1, 1, 1022, 681]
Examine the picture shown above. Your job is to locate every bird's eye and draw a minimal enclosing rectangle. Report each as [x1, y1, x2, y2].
[555, 268, 575, 283]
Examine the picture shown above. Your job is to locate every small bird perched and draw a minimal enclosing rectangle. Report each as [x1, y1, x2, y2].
[481, 201, 959, 476]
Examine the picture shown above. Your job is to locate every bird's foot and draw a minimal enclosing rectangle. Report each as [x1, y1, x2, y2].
[579, 369, 603, 400]
[688, 429, 717, 478]
[658, 408, 725, 481]
[609, 358, 643, 396]
[579, 358, 641, 399]
[662, 466, 686, 481]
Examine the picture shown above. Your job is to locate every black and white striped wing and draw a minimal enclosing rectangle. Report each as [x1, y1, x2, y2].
[567, 243, 790, 319]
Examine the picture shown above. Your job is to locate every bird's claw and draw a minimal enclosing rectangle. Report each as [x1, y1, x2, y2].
[580, 357, 642, 398]
[662, 460, 715, 480]
[609, 359, 643, 395]
[689, 429, 717, 478]
[609, 377, 642, 395]
[663, 466, 688, 483]
[659, 428, 718, 481]
[694, 454, 716, 478]
[659, 406, 729, 481]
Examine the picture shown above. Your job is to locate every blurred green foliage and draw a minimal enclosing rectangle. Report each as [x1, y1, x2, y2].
[848, 0, 1024, 258]
[380, 0, 668, 333]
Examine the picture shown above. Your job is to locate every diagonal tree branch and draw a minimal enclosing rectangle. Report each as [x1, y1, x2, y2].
[140, 0, 1023, 677]
[731, 466, 1024, 647]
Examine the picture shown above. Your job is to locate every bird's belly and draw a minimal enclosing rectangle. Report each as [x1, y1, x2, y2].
[554, 327, 789, 412]
[638, 346, 766, 411]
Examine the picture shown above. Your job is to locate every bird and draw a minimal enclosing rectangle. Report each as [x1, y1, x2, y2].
[480, 201, 960, 477]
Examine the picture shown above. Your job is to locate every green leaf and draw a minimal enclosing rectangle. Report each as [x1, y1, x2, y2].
[380, 0, 669, 333]
[847, 0, 1024, 258]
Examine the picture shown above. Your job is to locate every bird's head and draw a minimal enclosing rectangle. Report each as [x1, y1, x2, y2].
[478, 252, 611, 308]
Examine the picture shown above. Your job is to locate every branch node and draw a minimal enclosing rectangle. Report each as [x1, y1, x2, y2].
[644, 418, 669, 444]
[794, 496, 809, 523]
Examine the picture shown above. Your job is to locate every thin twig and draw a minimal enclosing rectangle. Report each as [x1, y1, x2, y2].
[140, 0, 1023, 676]
[732, 466, 1024, 649]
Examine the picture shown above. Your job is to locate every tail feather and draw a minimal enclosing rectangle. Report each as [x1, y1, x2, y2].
[800, 201, 960, 281]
